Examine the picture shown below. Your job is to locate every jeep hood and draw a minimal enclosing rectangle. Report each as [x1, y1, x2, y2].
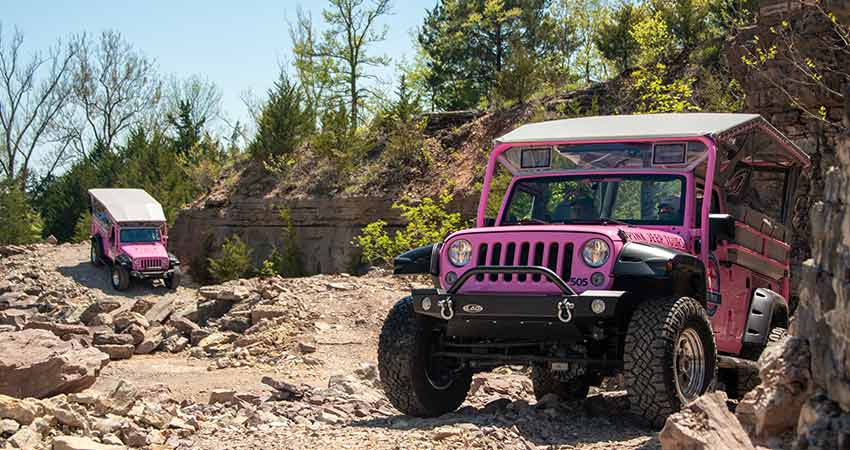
[445, 225, 688, 252]
[119, 243, 168, 259]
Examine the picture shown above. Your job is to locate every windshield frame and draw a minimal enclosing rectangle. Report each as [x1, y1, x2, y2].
[498, 171, 689, 227]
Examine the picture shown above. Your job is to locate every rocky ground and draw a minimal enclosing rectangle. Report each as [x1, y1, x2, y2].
[0, 243, 659, 449]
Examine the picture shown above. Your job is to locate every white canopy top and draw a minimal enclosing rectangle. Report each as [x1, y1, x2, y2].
[88, 188, 166, 223]
[496, 113, 766, 144]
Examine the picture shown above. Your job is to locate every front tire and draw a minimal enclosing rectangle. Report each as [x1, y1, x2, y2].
[378, 297, 471, 417]
[165, 271, 180, 289]
[111, 265, 130, 291]
[624, 297, 717, 428]
[531, 365, 592, 401]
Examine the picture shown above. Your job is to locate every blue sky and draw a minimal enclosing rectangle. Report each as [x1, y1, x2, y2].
[4, 0, 437, 130]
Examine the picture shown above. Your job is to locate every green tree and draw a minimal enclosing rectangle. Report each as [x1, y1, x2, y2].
[249, 72, 314, 160]
[418, 0, 556, 109]
[207, 235, 252, 282]
[595, 1, 645, 74]
[493, 42, 543, 105]
[0, 179, 43, 245]
[312, 0, 392, 129]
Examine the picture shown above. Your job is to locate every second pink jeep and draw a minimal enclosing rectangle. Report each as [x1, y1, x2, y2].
[88, 188, 180, 291]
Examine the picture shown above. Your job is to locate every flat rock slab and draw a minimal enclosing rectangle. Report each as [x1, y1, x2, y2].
[53, 435, 127, 450]
[0, 329, 110, 398]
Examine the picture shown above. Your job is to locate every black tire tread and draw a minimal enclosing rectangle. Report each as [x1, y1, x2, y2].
[623, 297, 717, 429]
[378, 297, 471, 417]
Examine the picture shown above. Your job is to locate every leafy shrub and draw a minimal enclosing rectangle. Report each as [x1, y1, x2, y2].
[0, 180, 44, 245]
[72, 211, 93, 243]
[256, 255, 279, 278]
[207, 235, 252, 282]
[631, 64, 699, 113]
[356, 192, 465, 266]
[271, 208, 304, 277]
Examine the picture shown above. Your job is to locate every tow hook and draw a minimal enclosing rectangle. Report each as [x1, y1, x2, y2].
[558, 299, 575, 323]
[438, 297, 454, 320]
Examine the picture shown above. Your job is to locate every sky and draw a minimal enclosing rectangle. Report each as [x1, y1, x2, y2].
[3, 0, 437, 132]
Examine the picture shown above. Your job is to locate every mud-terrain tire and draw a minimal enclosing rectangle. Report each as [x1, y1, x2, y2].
[378, 297, 471, 417]
[90, 238, 103, 266]
[110, 265, 130, 291]
[165, 271, 180, 289]
[624, 297, 717, 429]
[531, 365, 591, 401]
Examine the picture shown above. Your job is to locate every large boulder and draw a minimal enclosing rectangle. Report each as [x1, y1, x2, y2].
[736, 336, 814, 440]
[660, 392, 754, 450]
[0, 329, 110, 398]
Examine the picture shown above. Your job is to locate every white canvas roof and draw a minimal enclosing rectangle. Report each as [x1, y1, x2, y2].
[88, 188, 166, 223]
[496, 113, 764, 143]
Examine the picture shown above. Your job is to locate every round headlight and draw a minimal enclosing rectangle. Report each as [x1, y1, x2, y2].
[448, 239, 472, 267]
[581, 239, 610, 268]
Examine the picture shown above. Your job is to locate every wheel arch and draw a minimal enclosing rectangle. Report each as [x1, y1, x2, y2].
[743, 288, 788, 346]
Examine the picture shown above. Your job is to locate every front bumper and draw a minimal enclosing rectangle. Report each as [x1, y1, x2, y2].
[412, 266, 624, 338]
[130, 269, 175, 279]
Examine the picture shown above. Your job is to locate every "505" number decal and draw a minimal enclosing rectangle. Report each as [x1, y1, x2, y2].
[569, 277, 589, 287]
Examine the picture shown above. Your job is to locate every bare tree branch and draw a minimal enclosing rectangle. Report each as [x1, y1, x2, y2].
[0, 24, 76, 185]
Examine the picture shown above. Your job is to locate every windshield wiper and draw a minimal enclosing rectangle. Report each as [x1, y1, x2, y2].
[565, 217, 631, 227]
[510, 218, 549, 225]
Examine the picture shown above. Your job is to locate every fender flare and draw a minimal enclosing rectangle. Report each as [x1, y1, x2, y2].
[612, 242, 707, 304]
[743, 288, 788, 346]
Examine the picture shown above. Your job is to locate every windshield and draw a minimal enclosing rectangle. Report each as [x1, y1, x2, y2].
[120, 228, 161, 243]
[502, 174, 686, 226]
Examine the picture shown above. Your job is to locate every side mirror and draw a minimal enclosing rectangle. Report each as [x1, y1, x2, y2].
[709, 214, 735, 250]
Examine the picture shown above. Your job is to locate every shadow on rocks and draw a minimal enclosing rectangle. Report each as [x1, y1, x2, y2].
[350, 392, 660, 449]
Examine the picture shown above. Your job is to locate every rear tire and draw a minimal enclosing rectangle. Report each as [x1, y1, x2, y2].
[90, 239, 103, 266]
[624, 297, 717, 429]
[378, 297, 471, 417]
[531, 365, 592, 401]
[110, 265, 130, 291]
[730, 326, 787, 398]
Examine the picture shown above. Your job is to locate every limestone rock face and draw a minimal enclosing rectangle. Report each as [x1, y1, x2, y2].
[660, 392, 754, 450]
[795, 131, 850, 413]
[736, 337, 813, 439]
[0, 329, 110, 398]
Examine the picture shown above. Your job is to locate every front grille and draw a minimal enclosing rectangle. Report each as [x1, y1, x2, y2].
[137, 258, 166, 271]
[472, 240, 574, 284]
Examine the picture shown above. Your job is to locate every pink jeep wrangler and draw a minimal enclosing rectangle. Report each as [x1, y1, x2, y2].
[87, 189, 180, 291]
[378, 113, 810, 427]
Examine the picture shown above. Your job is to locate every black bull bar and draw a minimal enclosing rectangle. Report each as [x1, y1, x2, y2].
[412, 266, 624, 324]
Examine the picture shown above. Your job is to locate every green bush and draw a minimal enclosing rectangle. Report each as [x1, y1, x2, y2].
[72, 211, 93, 243]
[0, 180, 44, 245]
[356, 192, 465, 267]
[256, 255, 279, 278]
[207, 235, 252, 283]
